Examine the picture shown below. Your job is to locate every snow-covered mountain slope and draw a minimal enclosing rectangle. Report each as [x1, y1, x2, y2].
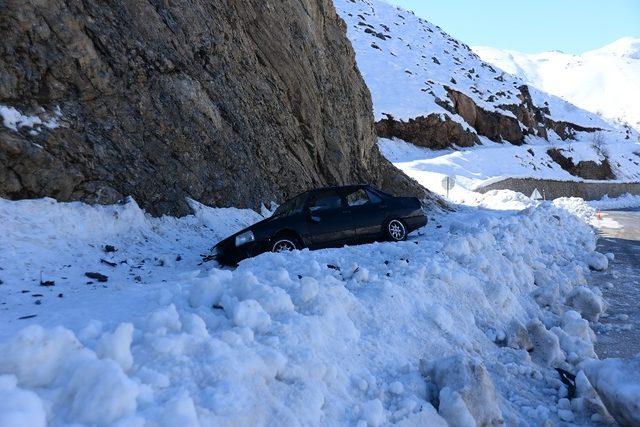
[474, 38, 640, 131]
[334, 0, 629, 148]
[0, 196, 622, 426]
[334, 0, 639, 191]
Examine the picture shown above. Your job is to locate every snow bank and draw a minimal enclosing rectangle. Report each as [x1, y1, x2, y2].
[553, 197, 597, 223]
[589, 193, 640, 210]
[0, 196, 612, 425]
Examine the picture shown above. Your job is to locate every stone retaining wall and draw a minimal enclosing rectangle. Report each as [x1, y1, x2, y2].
[476, 178, 640, 201]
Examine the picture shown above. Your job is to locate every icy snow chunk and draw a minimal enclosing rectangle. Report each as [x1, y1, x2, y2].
[0, 325, 81, 387]
[394, 403, 448, 427]
[79, 319, 104, 342]
[421, 354, 503, 426]
[582, 356, 640, 427]
[228, 271, 294, 315]
[352, 266, 370, 282]
[505, 320, 533, 351]
[558, 408, 574, 422]
[426, 303, 454, 332]
[148, 304, 182, 332]
[566, 286, 604, 322]
[532, 281, 560, 308]
[572, 370, 614, 424]
[96, 323, 134, 371]
[605, 252, 615, 261]
[552, 310, 595, 362]
[527, 320, 564, 367]
[438, 387, 476, 427]
[388, 381, 404, 395]
[0, 375, 46, 427]
[233, 299, 271, 332]
[299, 276, 319, 302]
[0, 325, 140, 425]
[136, 367, 170, 389]
[588, 252, 608, 271]
[360, 399, 386, 427]
[188, 269, 231, 308]
[160, 392, 199, 427]
[182, 313, 209, 339]
[65, 357, 140, 425]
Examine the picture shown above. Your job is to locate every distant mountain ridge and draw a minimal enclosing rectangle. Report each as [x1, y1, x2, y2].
[474, 38, 640, 131]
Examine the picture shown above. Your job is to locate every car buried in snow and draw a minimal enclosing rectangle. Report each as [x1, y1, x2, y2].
[213, 184, 427, 266]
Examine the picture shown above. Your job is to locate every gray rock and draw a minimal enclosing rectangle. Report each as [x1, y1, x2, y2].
[0, 0, 427, 216]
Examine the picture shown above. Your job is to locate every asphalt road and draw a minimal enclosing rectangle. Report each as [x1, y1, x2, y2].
[591, 207, 640, 359]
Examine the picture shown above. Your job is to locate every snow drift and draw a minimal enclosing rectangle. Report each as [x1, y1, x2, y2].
[0, 194, 615, 425]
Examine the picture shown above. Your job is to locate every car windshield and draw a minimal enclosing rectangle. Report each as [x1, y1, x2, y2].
[273, 193, 307, 217]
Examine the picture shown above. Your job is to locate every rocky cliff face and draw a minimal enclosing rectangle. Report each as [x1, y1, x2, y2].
[0, 0, 424, 216]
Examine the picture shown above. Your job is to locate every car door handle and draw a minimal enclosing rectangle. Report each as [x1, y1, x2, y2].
[342, 209, 351, 214]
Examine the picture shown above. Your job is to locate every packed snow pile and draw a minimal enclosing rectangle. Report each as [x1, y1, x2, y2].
[0, 195, 618, 425]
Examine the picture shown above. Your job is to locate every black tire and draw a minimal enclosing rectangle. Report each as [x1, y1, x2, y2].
[271, 234, 302, 253]
[386, 219, 407, 241]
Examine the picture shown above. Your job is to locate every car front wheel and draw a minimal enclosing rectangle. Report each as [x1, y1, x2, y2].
[272, 238, 298, 253]
[386, 219, 407, 241]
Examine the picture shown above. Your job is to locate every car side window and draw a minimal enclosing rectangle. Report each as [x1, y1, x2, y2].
[365, 189, 383, 204]
[346, 189, 371, 206]
[309, 191, 342, 212]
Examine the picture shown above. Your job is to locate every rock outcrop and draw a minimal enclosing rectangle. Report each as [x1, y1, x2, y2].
[447, 87, 524, 144]
[547, 149, 615, 180]
[374, 85, 602, 150]
[375, 113, 479, 149]
[0, 0, 425, 216]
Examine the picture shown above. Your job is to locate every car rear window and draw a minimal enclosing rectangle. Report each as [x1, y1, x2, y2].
[346, 188, 382, 206]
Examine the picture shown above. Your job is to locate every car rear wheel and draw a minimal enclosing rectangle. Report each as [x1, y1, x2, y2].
[386, 219, 407, 241]
[272, 238, 298, 253]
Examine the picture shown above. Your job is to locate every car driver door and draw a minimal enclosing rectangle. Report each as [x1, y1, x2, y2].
[305, 190, 354, 248]
[343, 187, 387, 240]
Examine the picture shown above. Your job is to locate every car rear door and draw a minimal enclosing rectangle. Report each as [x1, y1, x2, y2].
[305, 190, 354, 248]
[343, 187, 388, 240]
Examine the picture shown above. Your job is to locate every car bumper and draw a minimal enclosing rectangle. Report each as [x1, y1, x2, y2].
[405, 214, 428, 232]
[214, 240, 264, 266]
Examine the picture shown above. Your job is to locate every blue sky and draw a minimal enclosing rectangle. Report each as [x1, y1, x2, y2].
[384, 0, 640, 54]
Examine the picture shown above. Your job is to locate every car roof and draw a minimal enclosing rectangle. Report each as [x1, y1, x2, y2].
[309, 184, 369, 193]
[284, 184, 376, 203]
